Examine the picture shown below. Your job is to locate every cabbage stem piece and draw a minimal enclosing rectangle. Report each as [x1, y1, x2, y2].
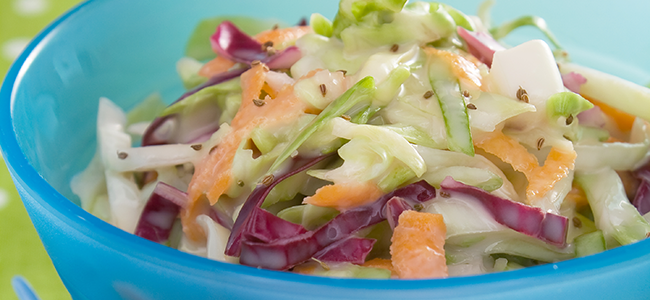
[269, 76, 376, 175]
[576, 168, 650, 247]
[428, 54, 474, 156]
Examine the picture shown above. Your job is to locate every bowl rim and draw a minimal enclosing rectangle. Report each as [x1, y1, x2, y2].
[1, 0, 650, 294]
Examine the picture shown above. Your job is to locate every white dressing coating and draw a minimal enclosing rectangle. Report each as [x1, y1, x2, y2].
[468, 92, 536, 133]
[330, 117, 426, 176]
[196, 215, 233, 262]
[97, 98, 144, 233]
[576, 168, 650, 247]
[349, 45, 419, 87]
[71, 0, 650, 278]
[574, 118, 650, 172]
[425, 195, 506, 238]
[414, 145, 519, 201]
[294, 69, 347, 110]
[70, 151, 108, 220]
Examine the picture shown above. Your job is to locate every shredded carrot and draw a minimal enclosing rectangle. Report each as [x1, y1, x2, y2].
[363, 258, 397, 277]
[199, 56, 236, 78]
[390, 210, 447, 279]
[526, 147, 576, 200]
[198, 25, 311, 79]
[475, 131, 576, 204]
[474, 131, 539, 179]
[291, 262, 319, 275]
[254, 26, 312, 50]
[565, 185, 589, 209]
[423, 47, 483, 91]
[182, 63, 315, 241]
[584, 95, 636, 132]
[303, 181, 384, 211]
[187, 63, 267, 210]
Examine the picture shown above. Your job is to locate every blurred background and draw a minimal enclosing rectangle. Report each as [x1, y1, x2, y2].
[1, 1, 81, 299]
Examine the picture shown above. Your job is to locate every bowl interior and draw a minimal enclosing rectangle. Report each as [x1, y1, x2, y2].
[2, 0, 650, 299]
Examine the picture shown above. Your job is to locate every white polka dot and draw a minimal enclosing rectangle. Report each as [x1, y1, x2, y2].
[12, 0, 49, 16]
[1, 38, 30, 62]
[0, 189, 9, 211]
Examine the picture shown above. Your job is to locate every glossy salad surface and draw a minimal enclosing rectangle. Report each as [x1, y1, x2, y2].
[71, 0, 650, 280]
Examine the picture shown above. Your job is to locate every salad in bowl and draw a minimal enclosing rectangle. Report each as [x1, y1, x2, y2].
[71, 0, 650, 279]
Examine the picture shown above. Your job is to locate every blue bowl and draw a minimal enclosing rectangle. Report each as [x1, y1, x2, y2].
[2, 0, 650, 299]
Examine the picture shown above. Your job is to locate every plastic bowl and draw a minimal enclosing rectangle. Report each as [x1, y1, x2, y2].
[2, 0, 650, 299]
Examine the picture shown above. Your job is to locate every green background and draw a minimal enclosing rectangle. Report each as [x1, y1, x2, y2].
[1, 0, 83, 299]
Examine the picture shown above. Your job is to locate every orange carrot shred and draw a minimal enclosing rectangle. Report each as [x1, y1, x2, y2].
[584, 95, 636, 132]
[526, 147, 576, 200]
[198, 56, 236, 78]
[423, 47, 483, 90]
[303, 181, 384, 211]
[363, 258, 397, 277]
[475, 131, 576, 204]
[390, 211, 448, 279]
[474, 131, 539, 179]
[182, 62, 315, 242]
[254, 26, 312, 50]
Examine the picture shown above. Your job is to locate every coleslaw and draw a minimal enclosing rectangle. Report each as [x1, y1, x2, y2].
[71, 0, 650, 279]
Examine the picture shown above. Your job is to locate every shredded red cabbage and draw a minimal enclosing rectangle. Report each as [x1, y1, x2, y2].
[633, 180, 650, 215]
[134, 182, 184, 243]
[439, 177, 568, 247]
[312, 236, 376, 265]
[211, 21, 302, 70]
[561, 71, 587, 94]
[174, 67, 248, 105]
[141, 68, 247, 146]
[243, 207, 308, 243]
[211, 21, 268, 64]
[633, 168, 650, 215]
[225, 154, 335, 256]
[456, 26, 505, 67]
[384, 196, 412, 230]
[264, 46, 302, 70]
[142, 21, 305, 147]
[207, 204, 235, 231]
[237, 181, 436, 270]
[577, 106, 607, 129]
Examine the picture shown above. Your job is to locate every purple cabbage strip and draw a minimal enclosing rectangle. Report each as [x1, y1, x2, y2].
[134, 182, 233, 241]
[174, 67, 248, 106]
[265, 46, 302, 70]
[243, 207, 308, 243]
[210, 21, 303, 70]
[207, 204, 235, 231]
[561, 71, 587, 94]
[577, 106, 607, 129]
[141, 68, 247, 146]
[312, 236, 376, 265]
[225, 154, 335, 256]
[633, 168, 650, 215]
[439, 177, 568, 247]
[143, 21, 306, 147]
[633, 180, 650, 215]
[456, 26, 505, 68]
[141, 115, 175, 146]
[384, 196, 413, 230]
[211, 21, 268, 64]
[134, 182, 184, 243]
[238, 181, 436, 270]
